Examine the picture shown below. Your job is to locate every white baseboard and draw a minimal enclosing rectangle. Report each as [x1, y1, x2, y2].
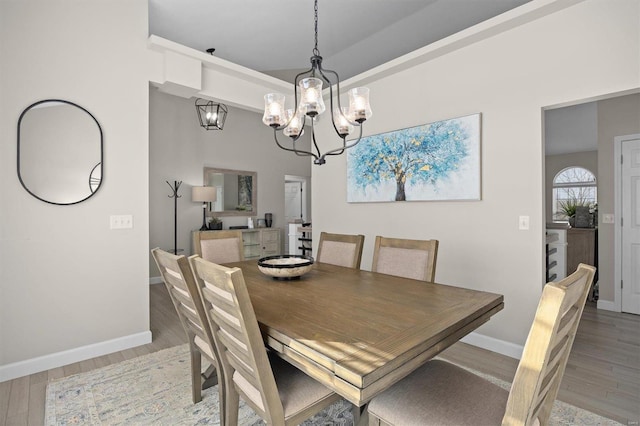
[149, 276, 163, 285]
[0, 331, 152, 383]
[596, 299, 619, 312]
[0, 329, 522, 382]
[460, 332, 524, 360]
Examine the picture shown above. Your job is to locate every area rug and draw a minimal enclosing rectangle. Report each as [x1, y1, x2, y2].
[45, 344, 621, 425]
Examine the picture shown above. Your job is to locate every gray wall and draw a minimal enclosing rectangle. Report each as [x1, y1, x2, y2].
[1, 0, 638, 377]
[311, 0, 639, 352]
[149, 89, 312, 277]
[1, 0, 150, 375]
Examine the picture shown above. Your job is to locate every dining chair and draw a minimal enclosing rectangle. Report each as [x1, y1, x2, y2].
[150, 248, 224, 415]
[367, 263, 596, 426]
[316, 232, 365, 269]
[371, 236, 439, 282]
[193, 229, 244, 264]
[189, 255, 342, 426]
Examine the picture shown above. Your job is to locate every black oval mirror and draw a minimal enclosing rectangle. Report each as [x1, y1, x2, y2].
[17, 100, 103, 205]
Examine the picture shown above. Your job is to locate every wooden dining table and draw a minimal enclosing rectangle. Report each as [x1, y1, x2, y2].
[226, 259, 504, 407]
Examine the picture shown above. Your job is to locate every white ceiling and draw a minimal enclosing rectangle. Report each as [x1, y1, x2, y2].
[149, 0, 531, 81]
[149, 0, 595, 155]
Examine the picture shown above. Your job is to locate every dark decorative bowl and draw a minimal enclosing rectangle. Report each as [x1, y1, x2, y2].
[257, 255, 314, 279]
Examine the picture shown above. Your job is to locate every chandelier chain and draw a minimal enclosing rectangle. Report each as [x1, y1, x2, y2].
[313, 0, 319, 56]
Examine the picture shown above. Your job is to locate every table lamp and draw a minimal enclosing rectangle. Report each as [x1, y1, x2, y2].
[192, 186, 217, 231]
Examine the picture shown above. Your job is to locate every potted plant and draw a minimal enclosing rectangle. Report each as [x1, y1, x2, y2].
[556, 198, 589, 226]
[208, 216, 222, 230]
[589, 202, 598, 227]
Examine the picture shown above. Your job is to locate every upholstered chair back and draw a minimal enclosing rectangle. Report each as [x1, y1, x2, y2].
[193, 230, 244, 264]
[316, 232, 365, 269]
[371, 236, 439, 282]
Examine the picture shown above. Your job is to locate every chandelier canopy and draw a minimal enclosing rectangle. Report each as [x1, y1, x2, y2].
[262, 0, 372, 165]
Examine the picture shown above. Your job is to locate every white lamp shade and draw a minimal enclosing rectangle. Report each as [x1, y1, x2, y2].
[192, 186, 217, 202]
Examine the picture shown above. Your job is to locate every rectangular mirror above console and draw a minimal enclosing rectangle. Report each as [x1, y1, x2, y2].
[203, 167, 257, 216]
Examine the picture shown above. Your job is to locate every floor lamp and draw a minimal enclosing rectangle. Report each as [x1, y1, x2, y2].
[192, 186, 217, 231]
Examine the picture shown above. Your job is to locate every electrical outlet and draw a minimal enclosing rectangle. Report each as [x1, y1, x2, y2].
[518, 215, 530, 230]
[110, 215, 134, 229]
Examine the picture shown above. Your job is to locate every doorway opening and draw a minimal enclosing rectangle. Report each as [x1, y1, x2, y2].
[542, 89, 640, 313]
[284, 175, 310, 253]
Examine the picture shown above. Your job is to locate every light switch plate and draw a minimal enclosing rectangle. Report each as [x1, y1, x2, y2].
[519, 215, 530, 230]
[110, 215, 133, 229]
[602, 213, 614, 224]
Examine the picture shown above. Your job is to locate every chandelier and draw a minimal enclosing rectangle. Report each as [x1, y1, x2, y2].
[261, 0, 372, 165]
[195, 98, 228, 130]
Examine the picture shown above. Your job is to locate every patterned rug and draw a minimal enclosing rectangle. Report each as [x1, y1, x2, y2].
[45, 344, 621, 425]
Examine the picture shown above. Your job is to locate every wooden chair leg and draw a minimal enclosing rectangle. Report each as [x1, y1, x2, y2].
[224, 385, 239, 426]
[217, 373, 226, 426]
[189, 345, 202, 403]
[201, 361, 225, 425]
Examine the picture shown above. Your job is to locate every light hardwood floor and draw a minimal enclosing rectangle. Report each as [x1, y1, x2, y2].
[1, 285, 638, 425]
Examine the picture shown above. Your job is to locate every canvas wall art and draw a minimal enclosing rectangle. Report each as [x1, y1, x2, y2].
[347, 113, 481, 202]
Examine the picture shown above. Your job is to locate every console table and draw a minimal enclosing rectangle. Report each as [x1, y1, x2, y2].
[192, 228, 281, 260]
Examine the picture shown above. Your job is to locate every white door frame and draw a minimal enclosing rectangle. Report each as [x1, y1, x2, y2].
[609, 133, 640, 312]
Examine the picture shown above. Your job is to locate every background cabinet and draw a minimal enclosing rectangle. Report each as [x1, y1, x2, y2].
[193, 228, 282, 260]
[546, 232, 559, 282]
[546, 229, 567, 282]
[566, 228, 598, 300]
[287, 223, 312, 256]
[244, 228, 281, 259]
[567, 228, 596, 273]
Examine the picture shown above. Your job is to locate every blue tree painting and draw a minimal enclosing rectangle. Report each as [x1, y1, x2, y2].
[347, 113, 481, 202]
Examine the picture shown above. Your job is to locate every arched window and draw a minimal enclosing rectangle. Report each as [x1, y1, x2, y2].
[552, 167, 597, 220]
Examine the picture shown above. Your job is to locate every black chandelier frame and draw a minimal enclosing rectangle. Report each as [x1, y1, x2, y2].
[267, 0, 368, 165]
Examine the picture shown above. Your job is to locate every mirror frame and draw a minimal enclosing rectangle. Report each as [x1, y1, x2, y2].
[17, 99, 104, 205]
[203, 167, 257, 217]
